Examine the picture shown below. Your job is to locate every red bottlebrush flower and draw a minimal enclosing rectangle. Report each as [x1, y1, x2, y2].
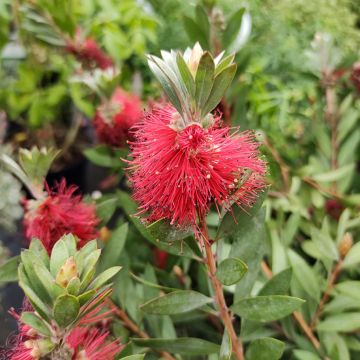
[66, 31, 113, 70]
[127, 104, 266, 227]
[351, 62, 360, 93]
[154, 248, 169, 269]
[66, 328, 121, 360]
[93, 88, 143, 148]
[325, 199, 344, 221]
[23, 179, 99, 253]
[3, 305, 48, 360]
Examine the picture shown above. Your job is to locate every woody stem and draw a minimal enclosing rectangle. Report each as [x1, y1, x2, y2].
[200, 217, 244, 360]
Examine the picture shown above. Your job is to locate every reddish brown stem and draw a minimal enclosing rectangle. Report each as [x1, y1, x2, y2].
[310, 260, 343, 330]
[200, 218, 244, 360]
[107, 300, 176, 360]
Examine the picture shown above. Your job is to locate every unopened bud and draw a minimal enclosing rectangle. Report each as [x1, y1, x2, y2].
[24, 340, 41, 359]
[26, 327, 38, 338]
[188, 42, 204, 76]
[56, 257, 78, 288]
[75, 349, 89, 360]
[99, 226, 111, 243]
[339, 232, 353, 259]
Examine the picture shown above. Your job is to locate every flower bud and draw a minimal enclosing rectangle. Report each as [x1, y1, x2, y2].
[56, 257, 78, 288]
[24, 338, 54, 359]
[339, 232, 353, 259]
[99, 226, 111, 243]
[187, 42, 204, 76]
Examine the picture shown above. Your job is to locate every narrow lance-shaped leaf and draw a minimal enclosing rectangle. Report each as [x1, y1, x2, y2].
[90, 266, 122, 290]
[132, 338, 220, 355]
[231, 295, 305, 322]
[21, 312, 51, 337]
[195, 52, 214, 111]
[202, 63, 236, 116]
[246, 337, 285, 360]
[140, 290, 213, 315]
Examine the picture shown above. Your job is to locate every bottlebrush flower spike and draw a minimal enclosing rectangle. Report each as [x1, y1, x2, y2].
[4, 306, 54, 360]
[23, 179, 99, 252]
[66, 30, 113, 70]
[128, 44, 266, 227]
[66, 328, 121, 360]
[93, 87, 143, 147]
[128, 105, 266, 226]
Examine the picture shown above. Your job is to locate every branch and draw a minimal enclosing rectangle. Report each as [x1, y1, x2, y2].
[107, 299, 176, 360]
[200, 217, 245, 360]
[310, 259, 343, 330]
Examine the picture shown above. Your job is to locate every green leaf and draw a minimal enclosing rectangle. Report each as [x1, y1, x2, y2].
[77, 289, 96, 306]
[74, 240, 97, 272]
[90, 266, 122, 290]
[21, 312, 51, 336]
[343, 242, 360, 268]
[312, 164, 355, 182]
[50, 240, 69, 276]
[62, 234, 77, 256]
[84, 145, 125, 168]
[146, 218, 192, 244]
[21, 250, 52, 304]
[0, 256, 20, 284]
[215, 54, 235, 76]
[140, 290, 213, 315]
[202, 64, 236, 116]
[177, 53, 195, 96]
[100, 223, 128, 270]
[287, 249, 320, 301]
[231, 295, 305, 322]
[259, 268, 292, 296]
[29, 238, 49, 267]
[216, 257, 248, 286]
[246, 337, 285, 360]
[96, 195, 118, 226]
[222, 205, 266, 299]
[19, 147, 59, 189]
[222, 8, 245, 49]
[80, 247, 101, 280]
[195, 52, 214, 110]
[335, 281, 360, 301]
[132, 338, 220, 355]
[195, 5, 210, 42]
[18, 265, 51, 322]
[148, 55, 183, 115]
[121, 356, 145, 360]
[293, 350, 321, 360]
[317, 313, 360, 332]
[117, 190, 197, 259]
[220, 330, 231, 360]
[183, 16, 210, 49]
[66, 277, 81, 295]
[33, 263, 64, 301]
[310, 227, 338, 261]
[53, 294, 80, 328]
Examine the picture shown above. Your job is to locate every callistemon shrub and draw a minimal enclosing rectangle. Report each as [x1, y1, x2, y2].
[6, 235, 121, 359]
[93, 88, 143, 148]
[23, 179, 99, 253]
[128, 44, 266, 228]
